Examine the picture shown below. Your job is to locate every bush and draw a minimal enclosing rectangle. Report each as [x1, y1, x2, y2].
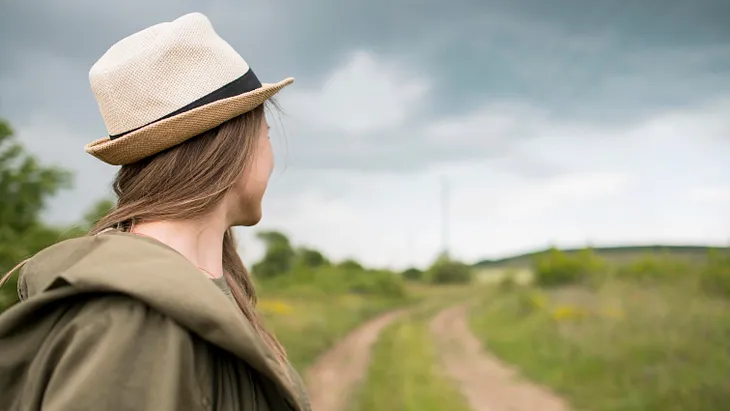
[348, 269, 407, 298]
[250, 232, 407, 299]
[532, 247, 606, 287]
[296, 247, 329, 268]
[426, 254, 472, 284]
[614, 253, 690, 282]
[401, 267, 424, 282]
[259, 262, 407, 299]
[339, 259, 364, 271]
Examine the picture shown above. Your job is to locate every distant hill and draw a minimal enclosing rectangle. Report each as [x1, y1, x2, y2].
[473, 245, 726, 269]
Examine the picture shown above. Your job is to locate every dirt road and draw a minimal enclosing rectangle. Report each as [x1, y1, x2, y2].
[304, 309, 407, 411]
[430, 304, 570, 411]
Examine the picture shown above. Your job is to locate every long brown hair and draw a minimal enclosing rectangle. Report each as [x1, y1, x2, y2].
[3, 102, 287, 362]
[97, 102, 286, 361]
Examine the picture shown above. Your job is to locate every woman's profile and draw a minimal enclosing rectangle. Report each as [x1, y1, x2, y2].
[0, 12, 310, 411]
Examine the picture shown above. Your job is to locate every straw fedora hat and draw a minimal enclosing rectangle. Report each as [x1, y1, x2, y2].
[84, 12, 294, 165]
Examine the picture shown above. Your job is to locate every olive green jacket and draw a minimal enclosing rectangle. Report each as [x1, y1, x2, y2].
[0, 231, 310, 411]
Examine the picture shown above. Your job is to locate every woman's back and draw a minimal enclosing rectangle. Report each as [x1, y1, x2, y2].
[0, 223, 309, 411]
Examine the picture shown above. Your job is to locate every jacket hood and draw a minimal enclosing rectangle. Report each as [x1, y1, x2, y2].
[15, 230, 299, 409]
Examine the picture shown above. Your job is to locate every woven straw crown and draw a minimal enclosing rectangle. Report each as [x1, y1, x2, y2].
[85, 12, 294, 165]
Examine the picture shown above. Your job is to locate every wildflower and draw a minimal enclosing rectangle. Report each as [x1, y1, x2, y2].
[258, 299, 294, 315]
[551, 305, 588, 321]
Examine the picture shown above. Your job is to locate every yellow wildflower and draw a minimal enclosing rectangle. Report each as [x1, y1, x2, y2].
[258, 299, 294, 315]
[551, 305, 588, 321]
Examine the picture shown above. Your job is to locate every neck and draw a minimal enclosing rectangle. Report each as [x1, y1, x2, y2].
[131, 214, 229, 278]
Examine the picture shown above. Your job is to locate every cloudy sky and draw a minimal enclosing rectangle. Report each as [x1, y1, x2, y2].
[1, 0, 729, 269]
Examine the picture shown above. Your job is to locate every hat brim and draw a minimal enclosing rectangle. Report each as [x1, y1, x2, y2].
[85, 77, 294, 165]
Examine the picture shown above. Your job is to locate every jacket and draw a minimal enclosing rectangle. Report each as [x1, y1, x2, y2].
[0, 230, 311, 411]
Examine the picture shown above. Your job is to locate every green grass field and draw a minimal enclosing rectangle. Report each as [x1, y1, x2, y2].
[349, 299, 472, 411]
[469, 280, 730, 411]
[259, 283, 474, 371]
[260, 289, 412, 371]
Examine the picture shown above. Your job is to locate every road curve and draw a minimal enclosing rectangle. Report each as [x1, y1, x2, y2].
[430, 304, 569, 411]
[304, 308, 408, 411]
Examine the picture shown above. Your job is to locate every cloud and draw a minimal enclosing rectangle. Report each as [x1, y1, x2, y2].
[490, 172, 631, 219]
[689, 187, 730, 204]
[424, 102, 548, 150]
[273, 56, 565, 173]
[282, 51, 431, 134]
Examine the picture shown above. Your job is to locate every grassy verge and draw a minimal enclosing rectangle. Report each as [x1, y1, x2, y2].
[260, 282, 478, 371]
[348, 298, 472, 411]
[261, 289, 411, 371]
[469, 281, 730, 411]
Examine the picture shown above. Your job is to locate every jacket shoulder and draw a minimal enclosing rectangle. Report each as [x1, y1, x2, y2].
[0, 293, 211, 411]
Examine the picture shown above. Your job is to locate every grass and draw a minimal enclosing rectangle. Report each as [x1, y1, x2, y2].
[468, 280, 730, 411]
[261, 288, 411, 371]
[260, 283, 477, 371]
[348, 297, 472, 411]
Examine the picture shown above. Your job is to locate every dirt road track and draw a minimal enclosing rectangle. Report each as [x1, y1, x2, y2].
[430, 305, 570, 411]
[304, 309, 407, 411]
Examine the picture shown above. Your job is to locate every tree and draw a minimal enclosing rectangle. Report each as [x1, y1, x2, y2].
[0, 118, 75, 311]
[0, 118, 72, 272]
[401, 267, 424, 281]
[296, 247, 329, 268]
[338, 259, 364, 272]
[426, 253, 472, 284]
[252, 230, 295, 278]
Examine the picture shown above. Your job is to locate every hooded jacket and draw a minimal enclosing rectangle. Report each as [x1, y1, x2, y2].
[0, 230, 310, 411]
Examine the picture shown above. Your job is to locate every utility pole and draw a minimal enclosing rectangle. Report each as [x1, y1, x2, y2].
[406, 229, 415, 268]
[440, 176, 450, 258]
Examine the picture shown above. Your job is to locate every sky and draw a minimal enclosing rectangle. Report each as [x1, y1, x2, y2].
[1, 0, 729, 269]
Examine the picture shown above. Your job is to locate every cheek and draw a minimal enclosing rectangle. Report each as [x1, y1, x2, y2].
[261, 139, 275, 177]
[237, 135, 274, 200]
[253, 144, 274, 186]
[268, 147, 275, 175]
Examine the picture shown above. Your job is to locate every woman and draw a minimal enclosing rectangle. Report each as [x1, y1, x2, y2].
[0, 12, 309, 411]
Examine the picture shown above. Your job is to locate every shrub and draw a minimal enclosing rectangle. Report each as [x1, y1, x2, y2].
[401, 267, 424, 282]
[532, 247, 606, 287]
[348, 269, 406, 298]
[296, 247, 329, 268]
[426, 254, 472, 284]
[250, 233, 405, 299]
[339, 259, 364, 271]
[259, 262, 407, 299]
[614, 253, 690, 282]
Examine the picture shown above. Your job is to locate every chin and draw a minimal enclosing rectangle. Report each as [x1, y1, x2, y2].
[233, 209, 262, 227]
[239, 217, 262, 227]
[227, 195, 264, 227]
